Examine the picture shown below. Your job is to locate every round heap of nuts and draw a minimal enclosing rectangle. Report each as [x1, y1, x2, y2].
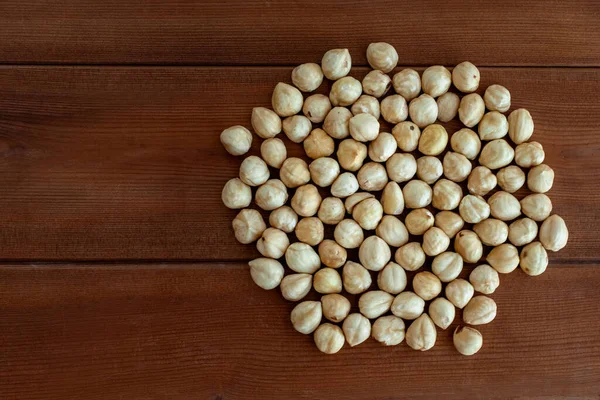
[221, 44, 569, 356]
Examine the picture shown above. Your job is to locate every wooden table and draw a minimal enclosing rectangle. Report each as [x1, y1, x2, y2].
[1, 1, 599, 399]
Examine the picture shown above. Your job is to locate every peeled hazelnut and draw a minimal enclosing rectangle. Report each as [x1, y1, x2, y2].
[366, 42, 398, 73]
[318, 197, 345, 225]
[418, 124, 448, 156]
[473, 218, 509, 246]
[479, 139, 515, 170]
[337, 139, 368, 171]
[334, 219, 364, 249]
[342, 261, 372, 294]
[539, 214, 569, 252]
[362, 70, 392, 98]
[345, 192, 375, 214]
[256, 228, 289, 259]
[405, 208, 435, 235]
[416, 156, 443, 184]
[451, 128, 481, 160]
[260, 138, 287, 168]
[528, 164, 555, 193]
[463, 296, 497, 325]
[343, 313, 371, 347]
[487, 243, 519, 274]
[422, 65, 452, 97]
[435, 211, 465, 239]
[272, 82, 303, 117]
[497, 166, 525, 193]
[232, 209, 266, 244]
[393, 69, 421, 101]
[314, 268, 343, 294]
[443, 152, 472, 183]
[220, 125, 252, 156]
[291, 63, 324, 92]
[330, 76, 362, 107]
[520, 241, 548, 276]
[251, 107, 282, 139]
[381, 182, 405, 215]
[406, 314, 437, 351]
[458, 93, 485, 128]
[429, 297, 456, 329]
[372, 315, 405, 346]
[353, 198, 384, 230]
[280, 273, 312, 301]
[508, 108, 534, 144]
[409, 94, 438, 128]
[331, 172, 359, 198]
[377, 262, 408, 294]
[283, 115, 312, 143]
[368, 132, 397, 162]
[453, 326, 483, 356]
[314, 323, 345, 354]
[432, 179, 463, 210]
[349, 113, 380, 142]
[392, 121, 421, 151]
[351, 95, 381, 119]
[403, 180, 433, 209]
[318, 240, 347, 268]
[269, 206, 298, 233]
[358, 162, 388, 191]
[321, 294, 351, 322]
[432, 252, 463, 282]
[395, 242, 426, 271]
[321, 48, 352, 80]
[478, 111, 509, 141]
[454, 230, 483, 263]
[452, 61, 480, 93]
[488, 191, 521, 221]
[436, 92, 460, 122]
[376, 215, 409, 247]
[459, 194, 490, 224]
[239, 155, 270, 186]
[280, 157, 310, 188]
[323, 106, 353, 139]
[422, 227, 450, 257]
[309, 157, 340, 187]
[222, 178, 252, 209]
[291, 301, 322, 334]
[304, 128, 335, 159]
[295, 217, 324, 246]
[445, 279, 474, 309]
[381, 95, 408, 124]
[359, 236, 391, 271]
[469, 264, 500, 295]
[484, 84, 511, 113]
[515, 141, 545, 168]
[359, 290, 394, 319]
[468, 166, 497, 196]
[413, 271, 442, 300]
[287, 241, 320, 274]
[291, 184, 322, 217]
[386, 154, 417, 183]
[255, 179, 288, 211]
[520, 193, 553, 221]
[391, 291, 425, 320]
[248, 258, 285, 290]
[302, 94, 331, 124]
[508, 218, 538, 246]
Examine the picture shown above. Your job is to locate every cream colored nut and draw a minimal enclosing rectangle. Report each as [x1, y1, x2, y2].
[508, 218, 538, 246]
[260, 138, 287, 168]
[330, 76, 362, 107]
[377, 215, 409, 247]
[358, 162, 388, 191]
[280, 273, 312, 301]
[314, 268, 343, 294]
[469, 264, 500, 294]
[392, 121, 421, 152]
[458, 93, 485, 128]
[395, 242, 426, 271]
[528, 164, 554, 193]
[321, 48, 352, 80]
[452, 61, 480, 93]
[342, 313, 371, 347]
[488, 191, 521, 221]
[377, 262, 408, 294]
[251, 107, 282, 139]
[309, 157, 340, 187]
[285, 242, 321, 274]
[302, 94, 331, 124]
[334, 219, 364, 249]
[473, 218, 509, 246]
[272, 82, 303, 117]
[366, 42, 398, 73]
[283, 115, 312, 143]
[220, 125, 252, 156]
[291, 301, 322, 334]
[381, 95, 408, 124]
[353, 198, 384, 230]
[463, 296, 496, 325]
[479, 139, 515, 170]
[406, 314, 437, 351]
[362, 70, 392, 98]
[508, 108, 534, 144]
[520, 193, 552, 221]
[515, 141, 545, 168]
[391, 291, 425, 320]
[487, 243, 519, 274]
[323, 106, 352, 139]
[478, 111, 509, 141]
[318, 197, 345, 225]
[239, 155, 270, 186]
[393, 69, 421, 101]
[368, 132, 397, 162]
[295, 217, 324, 246]
[349, 113, 380, 142]
[539, 214, 569, 252]
[359, 236, 391, 272]
[418, 124, 448, 156]
[467, 166, 497, 196]
[321, 294, 351, 322]
[405, 208, 434, 236]
[429, 297, 456, 330]
[451, 128, 481, 160]
[314, 323, 345, 354]
[445, 279, 474, 309]
[435, 211, 464, 239]
[386, 153, 417, 183]
[413, 271, 442, 300]
[291, 184, 322, 217]
[453, 326, 483, 356]
[432, 179, 463, 210]
[337, 139, 368, 171]
[372, 315, 405, 346]
[331, 172, 359, 198]
[497, 166, 525, 193]
[403, 180, 433, 209]
[345, 192, 375, 214]
[359, 290, 394, 319]
[459, 195, 490, 224]
[422, 227, 450, 257]
[416, 156, 443, 184]
[291, 63, 324, 92]
[422, 65, 452, 97]
[409, 94, 438, 128]
[255, 179, 288, 211]
[232, 209, 266, 244]
[381, 182, 405, 215]
[269, 206, 298, 233]
[249, 258, 285, 290]
[443, 152, 472, 183]
[280, 157, 310, 188]
[520, 241, 548, 276]
[304, 128, 335, 159]
[351, 95, 381, 119]
[318, 239, 347, 269]
[222, 178, 252, 209]
[454, 230, 483, 263]
[342, 261, 372, 294]
[436, 92, 460, 122]
[484, 84, 511, 113]
[256, 228, 289, 259]
[432, 252, 463, 282]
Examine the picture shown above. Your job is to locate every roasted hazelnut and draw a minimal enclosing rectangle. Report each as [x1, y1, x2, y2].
[406, 314, 437, 351]
[422, 227, 450, 257]
[345, 192, 375, 214]
[314, 268, 343, 294]
[283, 115, 312, 144]
[309, 157, 340, 187]
[372, 315, 405, 346]
[256, 227, 289, 259]
[222, 178, 252, 209]
[291, 301, 322, 334]
[260, 138, 287, 168]
[508, 218, 538, 246]
[478, 111, 509, 141]
[353, 198, 384, 230]
[429, 297, 456, 330]
[314, 323, 345, 354]
[479, 139, 515, 170]
[453, 326, 483, 356]
[403, 180, 433, 209]
[520, 241, 549, 276]
[343, 313, 371, 347]
[280, 273, 312, 301]
[239, 155, 270, 186]
[321, 294, 351, 322]
[432, 252, 463, 282]
[515, 141, 545, 168]
[520, 193, 552, 221]
[413, 271, 442, 300]
[349, 113, 380, 142]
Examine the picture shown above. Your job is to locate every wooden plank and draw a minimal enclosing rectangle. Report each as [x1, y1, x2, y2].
[0, 263, 598, 399]
[0, 66, 598, 261]
[0, 1, 599, 66]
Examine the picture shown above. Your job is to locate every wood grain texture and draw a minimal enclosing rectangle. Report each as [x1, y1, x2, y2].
[1, 0, 599, 66]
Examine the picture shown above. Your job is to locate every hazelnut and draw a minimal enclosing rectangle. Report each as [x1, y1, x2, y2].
[443, 152, 472, 183]
[359, 235, 392, 271]
[497, 165, 526, 193]
[353, 198, 384, 230]
[295, 217, 324, 246]
[403, 180, 433, 209]
[469, 264, 500, 294]
[351, 95, 381, 119]
[484, 84, 511, 113]
[406, 314, 437, 351]
[376, 215, 409, 247]
[527, 164, 555, 193]
[416, 156, 443, 184]
[515, 141, 545, 168]
[321, 294, 351, 322]
[487, 243, 519, 274]
[290, 301, 322, 334]
[337, 139, 368, 171]
[463, 296, 497, 325]
[255, 179, 288, 210]
[422, 65, 452, 97]
[314, 323, 345, 354]
[334, 219, 364, 249]
[395, 242, 426, 271]
[409, 94, 438, 128]
[342, 313, 371, 347]
[405, 208, 435, 235]
[478, 111, 509, 141]
[392, 69, 421, 101]
[452, 61, 480, 93]
[418, 124, 448, 156]
[479, 139, 515, 170]
[368, 131, 397, 162]
[392, 121, 421, 151]
[432, 252, 463, 282]
[386, 153, 417, 183]
[429, 297, 456, 329]
[359, 290, 394, 319]
[309, 157, 340, 187]
[520, 193, 552, 221]
[239, 155, 270, 186]
[488, 191, 521, 221]
[248, 258, 285, 290]
[330, 76, 362, 106]
[377, 262, 408, 294]
[381, 95, 408, 124]
[349, 113, 380, 142]
[539, 214, 569, 252]
[260, 138, 287, 168]
[454, 230, 483, 263]
[508, 218, 538, 246]
[232, 209, 266, 244]
[342, 261, 372, 294]
[331, 172, 360, 198]
[366, 42, 398, 73]
[357, 162, 388, 191]
[422, 227, 450, 257]
[345, 192, 375, 214]
[314, 268, 343, 294]
[453, 326, 483, 356]
[323, 107, 352, 139]
[520, 241, 548, 276]
[459, 194, 490, 224]
[222, 178, 252, 209]
[304, 128, 335, 159]
[372, 315, 405, 346]
[413, 271, 442, 300]
[272, 82, 303, 117]
[508, 108, 534, 144]
[434, 211, 465, 238]
[321, 48, 352, 80]
[280, 157, 310, 188]
[220, 125, 252, 156]
[436, 92, 460, 122]
[302, 94, 331, 124]
[432, 179, 463, 210]
[381, 182, 405, 215]
[451, 128, 481, 160]
[391, 291, 425, 320]
[269, 206, 298, 233]
[291, 184, 322, 217]
[251, 107, 282, 139]
[445, 279, 474, 309]
[362, 70, 392, 98]
[318, 239, 347, 268]
[256, 227, 289, 259]
[458, 93, 485, 128]
[473, 218, 509, 246]
[467, 166, 497, 196]
[280, 273, 312, 301]
[318, 197, 345, 225]
[291, 63, 324, 92]
[283, 115, 312, 143]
